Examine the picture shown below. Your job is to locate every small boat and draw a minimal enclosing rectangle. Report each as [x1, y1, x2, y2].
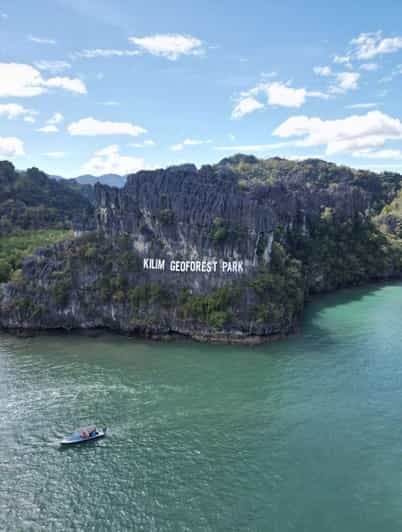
[60, 425, 107, 445]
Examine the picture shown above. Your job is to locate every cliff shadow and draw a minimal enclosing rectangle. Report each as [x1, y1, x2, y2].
[298, 279, 402, 342]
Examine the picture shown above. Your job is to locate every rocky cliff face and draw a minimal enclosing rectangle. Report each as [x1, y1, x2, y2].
[95, 161, 371, 275]
[1, 156, 402, 343]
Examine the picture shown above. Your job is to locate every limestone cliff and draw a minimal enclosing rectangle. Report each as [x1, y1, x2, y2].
[1, 156, 402, 343]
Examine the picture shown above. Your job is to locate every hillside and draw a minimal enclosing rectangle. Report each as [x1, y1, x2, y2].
[219, 155, 402, 211]
[1, 156, 402, 343]
[0, 161, 94, 235]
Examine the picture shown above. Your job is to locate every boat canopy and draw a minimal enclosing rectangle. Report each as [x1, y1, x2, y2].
[76, 426, 96, 433]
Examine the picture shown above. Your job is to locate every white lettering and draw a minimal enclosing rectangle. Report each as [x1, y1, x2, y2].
[144, 258, 245, 274]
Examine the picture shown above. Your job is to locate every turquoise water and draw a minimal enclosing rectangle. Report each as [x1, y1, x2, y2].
[2, 283, 402, 531]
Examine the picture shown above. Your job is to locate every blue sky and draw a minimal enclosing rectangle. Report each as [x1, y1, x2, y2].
[1, 0, 402, 177]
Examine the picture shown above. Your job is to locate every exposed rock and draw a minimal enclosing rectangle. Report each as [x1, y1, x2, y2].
[1, 156, 402, 343]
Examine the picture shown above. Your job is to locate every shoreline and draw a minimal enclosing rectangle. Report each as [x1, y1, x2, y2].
[4, 277, 402, 345]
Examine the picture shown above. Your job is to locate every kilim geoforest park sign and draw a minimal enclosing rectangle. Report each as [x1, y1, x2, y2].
[143, 258, 244, 274]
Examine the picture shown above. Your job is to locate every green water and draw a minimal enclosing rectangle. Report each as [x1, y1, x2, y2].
[2, 284, 402, 531]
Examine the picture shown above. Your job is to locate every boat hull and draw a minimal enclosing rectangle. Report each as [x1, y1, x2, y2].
[60, 431, 106, 445]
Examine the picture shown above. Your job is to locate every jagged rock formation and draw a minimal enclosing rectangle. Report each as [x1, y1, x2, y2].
[95, 161, 372, 273]
[1, 156, 402, 343]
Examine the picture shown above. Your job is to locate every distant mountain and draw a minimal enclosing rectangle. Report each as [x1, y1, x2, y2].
[50, 173, 126, 188]
[75, 174, 126, 188]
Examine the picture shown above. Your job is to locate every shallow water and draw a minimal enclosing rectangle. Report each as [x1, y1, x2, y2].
[2, 283, 402, 531]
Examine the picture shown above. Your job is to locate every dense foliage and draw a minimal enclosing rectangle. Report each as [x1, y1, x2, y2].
[0, 161, 94, 235]
[286, 210, 402, 293]
[220, 155, 402, 211]
[375, 189, 402, 238]
[249, 242, 305, 324]
[0, 230, 71, 283]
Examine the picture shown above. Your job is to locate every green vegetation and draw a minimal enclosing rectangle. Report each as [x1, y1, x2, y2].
[176, 242, 304, 329]
[128, 283, 172, 310]
[46, 233, 144, 306]
[220, 155, 402, 211]
[287, 212, 402, 292]
[7, 297, 44, 320]
[211, 217, 229, 242]
[0, 229, 71, 283]
[180, 285, 242, 328]
[210, 217, 247, 244]
[0, 161, 93, 235]
[249, 242, 305, 325]
[375, 189, 402, 238]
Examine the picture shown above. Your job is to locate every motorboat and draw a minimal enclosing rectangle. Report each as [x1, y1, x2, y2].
[60, 425, 107, 445]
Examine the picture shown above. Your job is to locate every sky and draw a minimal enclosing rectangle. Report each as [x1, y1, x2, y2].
[1, 0, 402, 177]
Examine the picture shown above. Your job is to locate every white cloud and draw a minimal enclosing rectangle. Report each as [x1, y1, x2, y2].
[0, 63, 87, 97]
[352, 148, 402, 159]
[314, 65, 332, 76]
[28, 35, 56, 45]
[273, 111, 402, 156]
[232, 96, 264, 119]
[130, 139, 156, 148]
[76, 49, 140, 58]
[36, 112, 64, 133]
[0, 64, 46, 97]
[43, 151, 65, 158]
[265, 82, 316, 107]
[346, 103, 378, 109]
[24, 116, 36, 123]
[34, 60, 71, 73]
[0, 137, 24, 157]
[333, 55, 352, 68]
[170, 143, 184, 152]
[183, 138, 211, 146]
[43, 76, 86, 94]
[170, 138, 212, 151]
[68, 117, 147, 137]
[360, 62, 378, 71]
[351, 31, 402, 60]
[0, 103, 37, 120]
[47, 112, 64, 125]
[37, 124, 59, 134]
[330, 72, 360, 93]
[129, 33, 204, 60]
[232, 81, 328, 118]
[81, 145, 146, 175]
